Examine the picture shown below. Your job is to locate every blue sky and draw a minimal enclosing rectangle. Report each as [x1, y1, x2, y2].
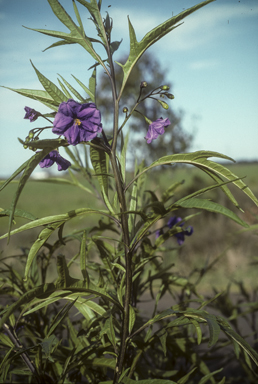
[0, 0, 258, 177]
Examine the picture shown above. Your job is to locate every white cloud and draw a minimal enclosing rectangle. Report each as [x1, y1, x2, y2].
[189, 59, 219, 70]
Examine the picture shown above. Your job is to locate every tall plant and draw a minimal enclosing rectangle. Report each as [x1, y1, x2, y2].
[1, 0, 258, 383]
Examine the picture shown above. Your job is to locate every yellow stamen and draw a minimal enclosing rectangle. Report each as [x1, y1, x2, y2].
[74, 118, 82, 126]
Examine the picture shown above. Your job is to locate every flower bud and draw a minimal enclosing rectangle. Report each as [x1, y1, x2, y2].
[23, 144, 28, 149]
[29, 132, 34, 139]
[161, 85, 170, 91]
[140, 81, 148, 88]
[165, 93, 175, 100]
[123, 107, 128, 113]
[158, 100, 169, 110]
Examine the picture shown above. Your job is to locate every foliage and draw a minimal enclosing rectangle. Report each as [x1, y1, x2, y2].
[1, 0, 258, 383]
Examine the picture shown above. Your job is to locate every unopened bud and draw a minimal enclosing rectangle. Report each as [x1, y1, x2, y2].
[23, 144, 28, 149]
[123, 107, 128, 113]
[165, 93, 175, 100]
[161, 85, 170, 91]
[29, 132, 34, 139]
[158, 100, 169, 110]
[140, 81, 148, 88]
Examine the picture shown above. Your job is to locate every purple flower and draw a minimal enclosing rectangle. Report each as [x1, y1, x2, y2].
[144, 117, 171, 144]
[24, 107, 40, 122]
[39, 150, 71, 171]
[156, 216, 193, 245]
[52, 99, 102, 145]
[167, 216, 193, 245]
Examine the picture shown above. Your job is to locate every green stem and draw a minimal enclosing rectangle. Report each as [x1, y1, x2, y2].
[105, 39, 132, 383]
[109, 152, 132, 383]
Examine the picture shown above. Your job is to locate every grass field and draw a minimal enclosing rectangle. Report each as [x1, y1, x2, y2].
[1, 162, 258, 292]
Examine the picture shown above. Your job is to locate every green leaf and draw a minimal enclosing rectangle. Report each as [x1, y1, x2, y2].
[23, 292, 105, 318]
[205, 315, 221, 347]
[126, 151, 258, 208]
[177, 368, 197, 384]
[57, 77, 73, 98]
[90, 145, 109, 196]
[1, 86, 59, 109]
[75, 0, 107, 45]
[55, 255, 81, 288]
[198, 368, 224, 384]
[0, 207, 113, 241]
[47, 298, 77, 337]
[58, 74, 85, 102]
[44, 0, 106, 67]
[117, 0, 215, 99]
[159, 329, 167, 357]
[190, 319, 202, 345]
[182, 309, 220, 347]
[7, 148, 55, 241]
[119, 131, 130, 182]
[24, 221, 65, 280]
[92, 357, 116, 369]
[88, 68, 97, 103]
[30, 61, 68, 104]
[0, 160, 28, 192]
[128, 305, 136, 334]
[72, 72, 95, 102]
[218, 317, 258, 367]
[175, 197, 248, 227]
[0, 208, 37, 221]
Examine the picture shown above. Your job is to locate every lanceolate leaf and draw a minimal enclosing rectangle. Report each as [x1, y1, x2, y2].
[75, 0, 108, 45]
[125, 151, 258, 208]
[0, 208, 117, 241]
[31, 61, 68, 104]
[175, 198, 248, 227]
[0, 87, 59, 109]
[58, 74, 85, 102]
[7, 148, 55, 241]
[0, 159, 31, 192]
[72, 73, 95, 102]
[218, 317, 258, 367]
[28, 0, 108, 70]
[88, 68, 97, 103]
[24, 222, 66, 280]
[0, 208, 37, 222]
[90, 146, 109, 196]
[117, 0, 215, 99]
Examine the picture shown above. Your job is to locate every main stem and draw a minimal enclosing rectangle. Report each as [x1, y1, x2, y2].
[105, 41, 132, 381]
[110, 151, 132, 383]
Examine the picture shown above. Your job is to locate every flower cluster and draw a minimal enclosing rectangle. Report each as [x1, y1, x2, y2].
[52, 99, 102, 146]
[24, 99, 103, 172]
[156, 215, 193, 245]
[38, 150, 71, 172]
[24, 94, 171, 174]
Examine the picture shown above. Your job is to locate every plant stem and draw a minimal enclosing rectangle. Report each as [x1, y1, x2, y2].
[109, 152, 132, 383]
[105, 40, 132, 382]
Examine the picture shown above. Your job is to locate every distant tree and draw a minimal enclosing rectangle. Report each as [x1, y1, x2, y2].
[97, 52, 193, 164]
